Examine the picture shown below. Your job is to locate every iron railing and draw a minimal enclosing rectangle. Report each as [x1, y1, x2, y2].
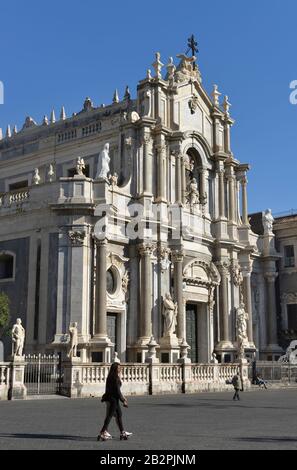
[24, 354, 62, 395]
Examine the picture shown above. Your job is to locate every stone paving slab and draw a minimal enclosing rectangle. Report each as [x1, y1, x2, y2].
[0, 389, 297, 450]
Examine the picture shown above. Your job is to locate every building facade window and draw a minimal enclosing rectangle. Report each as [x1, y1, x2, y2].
[284, 245, 295, 268]
[287, 304, 297, 330]
[9, 180, 28, 191]
[0, 253, 15, 281]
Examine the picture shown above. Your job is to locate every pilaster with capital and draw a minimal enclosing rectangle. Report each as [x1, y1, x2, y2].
[172, 249, 185, 341]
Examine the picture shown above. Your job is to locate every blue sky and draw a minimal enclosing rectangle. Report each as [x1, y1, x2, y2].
[0, 0, 296, 214]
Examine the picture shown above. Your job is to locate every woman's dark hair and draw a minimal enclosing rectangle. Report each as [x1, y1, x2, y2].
[107, 362, 120, 382]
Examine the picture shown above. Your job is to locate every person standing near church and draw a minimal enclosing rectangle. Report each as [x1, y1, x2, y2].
[231, 373, 242, 401]
[98, 362, 132, 441]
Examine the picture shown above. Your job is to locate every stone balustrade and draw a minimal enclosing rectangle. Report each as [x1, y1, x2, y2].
[0, 363, 10, 400]
[0, 360, 250, 399]
[0, 189, 30, 208]
[61, 362, 248, 398]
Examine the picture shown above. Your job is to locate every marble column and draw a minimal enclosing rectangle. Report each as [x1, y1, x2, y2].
[156, 144, 166, 201]
[181, 156, 186, 205]
[199, 168, 207, 206]
[138, 243, 154, 341]
[227, 174, 236, 222]
[175, 152, 182, 204]
[143, 134, 153, 195]
[218, 169, 226, 218]
[224, 121, 231, 154]
[217, 262, 231, 346]
[241, 176, 249, 226]
[94, 239, 107, 337]
[265, 273, 279, 347]
[172, 250, 184, 341]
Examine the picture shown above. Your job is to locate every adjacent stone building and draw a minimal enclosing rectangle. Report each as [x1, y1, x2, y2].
[0, 48, 285, 363]
[274, 213, 297, 348]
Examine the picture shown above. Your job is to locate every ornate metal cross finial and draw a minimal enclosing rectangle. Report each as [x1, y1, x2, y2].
[186, 34, 198, 68]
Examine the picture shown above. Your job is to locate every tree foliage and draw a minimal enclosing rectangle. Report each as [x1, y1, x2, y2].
[0, 292, 10, 337]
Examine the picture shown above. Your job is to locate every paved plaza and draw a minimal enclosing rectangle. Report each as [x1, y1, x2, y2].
[0, 389, 297, 450]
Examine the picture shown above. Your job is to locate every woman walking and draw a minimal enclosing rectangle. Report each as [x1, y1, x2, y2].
[98, 362, 132, 441]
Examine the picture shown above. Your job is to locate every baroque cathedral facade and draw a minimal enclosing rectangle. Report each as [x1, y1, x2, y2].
[0, 48, 283, 363]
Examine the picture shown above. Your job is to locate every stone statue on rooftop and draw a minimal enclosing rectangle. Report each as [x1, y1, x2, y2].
[262, 209, 274, 235]
[76, 157, 85, 176]
[96, 143, 110, 180]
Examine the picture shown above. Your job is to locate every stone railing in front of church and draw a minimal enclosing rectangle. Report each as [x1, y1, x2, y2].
[61, 362, 248, 398]
[0, 360, 249, 400]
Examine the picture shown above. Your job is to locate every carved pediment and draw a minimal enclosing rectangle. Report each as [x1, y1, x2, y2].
[183, 259, 220, 285]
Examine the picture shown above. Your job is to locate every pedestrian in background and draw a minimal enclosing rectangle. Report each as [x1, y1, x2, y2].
[98, 362, 132, 441]
[231, 372, 242, 401]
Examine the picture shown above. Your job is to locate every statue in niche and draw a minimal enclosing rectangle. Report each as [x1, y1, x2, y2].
[96, 143, 110, 180]
[162, 293, 177, 337]
[12, 318, 25, 357]
[187, 176, 200, 206]
[236, 303, 249, 347]
[68, 322, 78, 358]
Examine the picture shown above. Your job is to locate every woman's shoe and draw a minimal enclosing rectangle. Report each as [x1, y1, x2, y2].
[120, 431, 132, 440]
[97, 431, 112, 441]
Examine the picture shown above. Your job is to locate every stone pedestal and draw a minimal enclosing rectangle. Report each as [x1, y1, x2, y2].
[177, 339, 191, 364]
[239, 358, 250, 391]
[8, 356, 27, 400]
[134, 338, 150, 363]
[181, 363, 192, 393]
[89, 337, 113, 363]
[145, 336, 160, 364]
[159, 334, 180, 363]
[61, 359, 83, 398]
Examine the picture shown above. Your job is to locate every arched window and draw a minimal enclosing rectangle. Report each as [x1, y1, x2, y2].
[0, 252, 15, 281]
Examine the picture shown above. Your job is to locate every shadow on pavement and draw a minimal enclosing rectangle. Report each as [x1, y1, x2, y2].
[235, 436, 297, 443]
[0, 433, 92, 442]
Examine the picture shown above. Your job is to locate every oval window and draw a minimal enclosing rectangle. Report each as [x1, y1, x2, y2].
[106, 268, 116, 295]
